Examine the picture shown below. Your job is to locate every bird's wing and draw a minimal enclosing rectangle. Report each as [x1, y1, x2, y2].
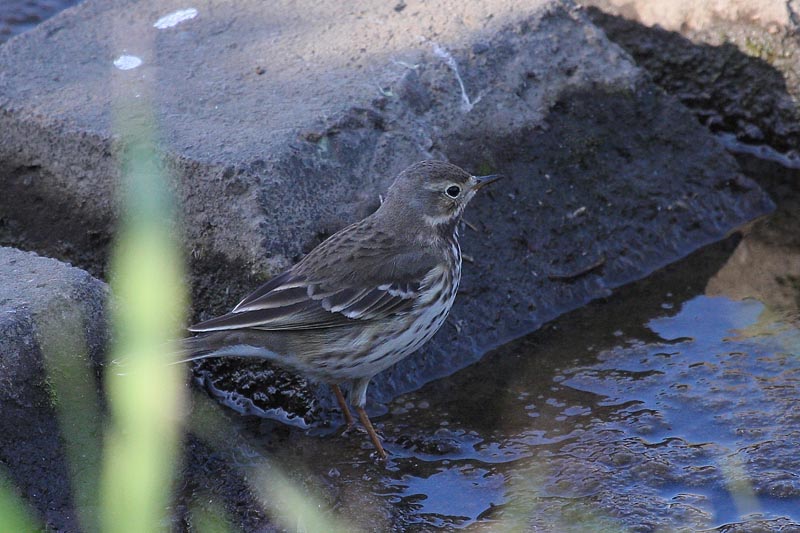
[188, 249, 440, 333]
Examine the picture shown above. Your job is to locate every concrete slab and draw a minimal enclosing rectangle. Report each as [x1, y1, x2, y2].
[0, 0, 774, 423]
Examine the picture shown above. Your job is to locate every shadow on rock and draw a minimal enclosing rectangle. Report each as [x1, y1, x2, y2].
[586, 5, 800, 155]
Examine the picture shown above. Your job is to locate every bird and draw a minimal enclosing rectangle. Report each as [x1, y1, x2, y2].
[183, 160, 501, 459]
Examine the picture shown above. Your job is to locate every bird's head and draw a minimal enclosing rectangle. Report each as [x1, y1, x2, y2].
[380, 160, 502, 232]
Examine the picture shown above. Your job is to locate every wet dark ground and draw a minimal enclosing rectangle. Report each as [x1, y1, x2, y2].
[178, 150, 800, 532]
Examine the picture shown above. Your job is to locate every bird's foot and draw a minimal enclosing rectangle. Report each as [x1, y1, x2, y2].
[339, 420, 357, 436]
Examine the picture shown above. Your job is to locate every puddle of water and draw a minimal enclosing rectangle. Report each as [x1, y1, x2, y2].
[369, 293, 799, 530]
[386, 466, 506, 527]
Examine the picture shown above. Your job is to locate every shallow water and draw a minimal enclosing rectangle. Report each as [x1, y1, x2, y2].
[179, 153, 800, 532]
[367, 282, 799, 530]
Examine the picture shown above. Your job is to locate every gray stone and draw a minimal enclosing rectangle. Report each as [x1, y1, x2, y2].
[585, 0, 791, 30]
[585, 0, 800, 158]
[0, 246, 108, 532]
[0, 0, 774, 423]
[0, 0, 80, 45]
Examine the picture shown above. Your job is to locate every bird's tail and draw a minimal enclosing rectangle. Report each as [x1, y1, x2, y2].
[109, 332, 282, 372]
[172, 334, 222, 364]
[173, 333, 281, 365]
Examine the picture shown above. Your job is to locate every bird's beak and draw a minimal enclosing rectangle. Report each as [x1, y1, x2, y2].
[473, 174, 504, 191]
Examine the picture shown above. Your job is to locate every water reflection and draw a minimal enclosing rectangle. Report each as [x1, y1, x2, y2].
[708, 153, 800, 321]
[364, 291, 798, 530]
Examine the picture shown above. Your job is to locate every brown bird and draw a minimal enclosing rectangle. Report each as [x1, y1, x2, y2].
[184, 160, 501, 459]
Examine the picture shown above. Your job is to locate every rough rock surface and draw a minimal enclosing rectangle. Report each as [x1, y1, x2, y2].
[0, 0, 81, 44]
[0, 0, 774, 424]
[0, 246, 107, 532]
[585, 0, 793, 31]
[584, 0, 800, 158]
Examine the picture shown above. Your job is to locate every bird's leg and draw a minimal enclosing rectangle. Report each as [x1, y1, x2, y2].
[356, 406, 387, 460]
[351, 377, 387, 459]
[331, 384, 354, 428]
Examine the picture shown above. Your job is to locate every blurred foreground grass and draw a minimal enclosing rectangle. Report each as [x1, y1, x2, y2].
[99, 107, 188, 532]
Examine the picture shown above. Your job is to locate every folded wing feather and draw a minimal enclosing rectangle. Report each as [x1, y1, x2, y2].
[188, 250, 438, 333]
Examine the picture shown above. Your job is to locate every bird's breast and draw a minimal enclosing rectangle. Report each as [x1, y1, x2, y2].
[317, 237, 463, 381]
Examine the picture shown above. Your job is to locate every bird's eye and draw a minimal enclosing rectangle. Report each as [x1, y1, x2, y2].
[445, 185, 461, 198]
